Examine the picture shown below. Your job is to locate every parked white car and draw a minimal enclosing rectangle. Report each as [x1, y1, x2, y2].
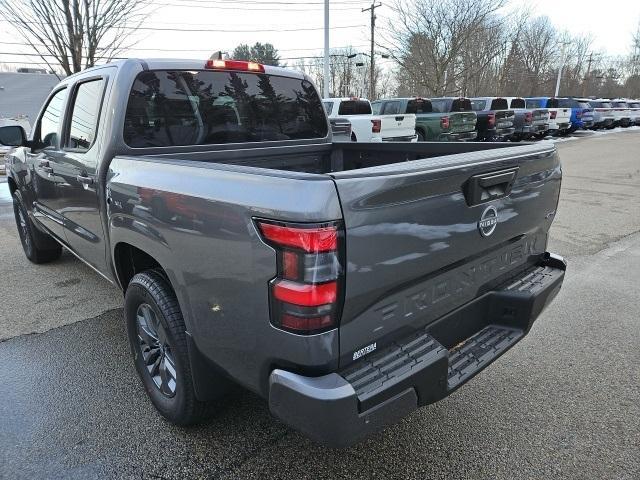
[586, 99, 616, 129]
[626, 100, 640, 125]
[610, 99, 633, 127]
[322, 97, 417, 142]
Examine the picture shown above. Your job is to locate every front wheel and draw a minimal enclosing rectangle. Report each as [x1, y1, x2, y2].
[12, 190, 61, 264]
[125, 270, 212, 425]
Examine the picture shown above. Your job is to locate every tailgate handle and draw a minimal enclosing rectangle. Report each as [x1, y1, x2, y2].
[463, 167, 519, 206]
[395, 116, 404, 121]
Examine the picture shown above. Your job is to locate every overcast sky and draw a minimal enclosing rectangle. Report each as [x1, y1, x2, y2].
[0, 0, 639, 70]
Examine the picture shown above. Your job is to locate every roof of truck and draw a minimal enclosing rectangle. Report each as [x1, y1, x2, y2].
[64, 58, 306, 81]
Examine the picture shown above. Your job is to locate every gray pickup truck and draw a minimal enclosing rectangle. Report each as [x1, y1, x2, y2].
[1, 58, 566, 448]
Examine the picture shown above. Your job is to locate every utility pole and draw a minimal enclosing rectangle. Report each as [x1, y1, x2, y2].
[554, 41, 569, 97]
[581, 52, 593, 98]
[362, 2, 382, 99]
[323, 0, 330, 98]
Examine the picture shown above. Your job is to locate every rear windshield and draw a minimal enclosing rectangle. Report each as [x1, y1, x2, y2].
[591, 101, 612, 108]
[406, 98, 432, 113]
[510, 98, 525, 108]
[525, 99, 542, 108]
[612, 102, 628, 107]
[546, 98, 559, 108]
[490, 98, 508, 110]
[471, 99, 487, 111]
[451, 98, 472, 111]
[338, 100, 372, 115]
[123, 70, 328, 148]
[629, 102, 640, 108]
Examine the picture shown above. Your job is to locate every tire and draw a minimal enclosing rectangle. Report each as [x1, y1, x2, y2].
[125, 270, 211, 426]
[416, 130, 425, 142]
[12, 190, 62, 264]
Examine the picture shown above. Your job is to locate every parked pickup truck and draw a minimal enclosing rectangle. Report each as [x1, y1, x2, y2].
[470, 97, 516, 141]
[329, 118, 352, 142]
[627, 100, 640, 125]
[585, 99, 615, 129]
[556, 98, 594, 131]
[610, 99, 633, 127]
[372, 97, 477, 142]
[323, 97, 417, 142]
[504, 97, 549, 141]
[1, 58, 566, 448]
[525, 97, 572, 135]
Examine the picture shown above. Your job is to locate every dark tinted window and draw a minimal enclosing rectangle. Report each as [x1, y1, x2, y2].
[37, 88, 67, 149]
[431, 99, 449, 113]
[556, 99, 575, 108]
[382, 101, 401, 114]
[471, 99, 487, 111]
[510, 98, 526, 108]
[124, 70, 328, 147]
[68, 79, 105, 151]
[338, 100, 372, 115]
[451, 98, 472, 111]
[490, 98, 508, 110]
[629, 102, 640, 108]
[591, 101, 612, 108]
[406, 98, 432, 113]
[546, 98, 559, 108]
[525, 99, 542, 108]
[612, 102, 628, 107]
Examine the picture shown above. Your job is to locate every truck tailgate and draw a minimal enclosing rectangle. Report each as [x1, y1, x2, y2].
[380, 114, 416, 139]
[330, 143, 561, 365]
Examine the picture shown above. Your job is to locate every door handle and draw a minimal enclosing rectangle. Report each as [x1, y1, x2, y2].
[76, 174, 94, 186]
[463, 167, 519, 206]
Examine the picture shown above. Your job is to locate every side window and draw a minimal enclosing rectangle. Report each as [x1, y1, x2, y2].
[383, 101, 400, 114]
[371, 101, 382, 115]
[67, 79, 106, 151]
[36, 88, 67, 150]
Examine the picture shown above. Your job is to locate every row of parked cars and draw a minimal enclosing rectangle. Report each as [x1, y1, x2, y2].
[323, 96, 640, 143]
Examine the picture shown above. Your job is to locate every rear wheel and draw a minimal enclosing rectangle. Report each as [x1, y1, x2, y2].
[125, 270, 212, 425]
[12, 190, 61, 264]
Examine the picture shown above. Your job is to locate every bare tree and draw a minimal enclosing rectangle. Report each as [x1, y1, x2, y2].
[0, 0, 146, 76]
[384, 0, 508, 96]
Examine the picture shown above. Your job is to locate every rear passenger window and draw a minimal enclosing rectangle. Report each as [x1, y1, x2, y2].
[430, 99, 447, 113]
[67, 79, 105, 151]
[382, 101, 400, 114]
[371, 102, 382, 115]
[471, 100, 487, 111]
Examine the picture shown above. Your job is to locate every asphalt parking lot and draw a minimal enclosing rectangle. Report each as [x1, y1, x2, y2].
[1, 130, 639, 480]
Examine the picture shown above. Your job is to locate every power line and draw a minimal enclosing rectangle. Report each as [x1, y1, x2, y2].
[0, 19, 365, 33]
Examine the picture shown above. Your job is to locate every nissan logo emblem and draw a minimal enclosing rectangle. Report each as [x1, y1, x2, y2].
[478, 205, 498, 237]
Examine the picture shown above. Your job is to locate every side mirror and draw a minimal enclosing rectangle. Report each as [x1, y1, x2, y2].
[0, 125, 28, 147]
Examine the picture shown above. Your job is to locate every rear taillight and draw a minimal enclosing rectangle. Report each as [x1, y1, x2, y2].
[256, 220, 343, 334]
[488, 113, 496, 127]
[550, 111, 557, 119]
[440, 115, 450, 129]
[371, 119, 381, 133]
[524, 112, 533, 124]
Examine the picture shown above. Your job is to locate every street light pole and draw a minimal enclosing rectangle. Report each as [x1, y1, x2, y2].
[362, 2, 382, 99]
[323, 0, 330, 98]
[554, 42, 569, 97]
